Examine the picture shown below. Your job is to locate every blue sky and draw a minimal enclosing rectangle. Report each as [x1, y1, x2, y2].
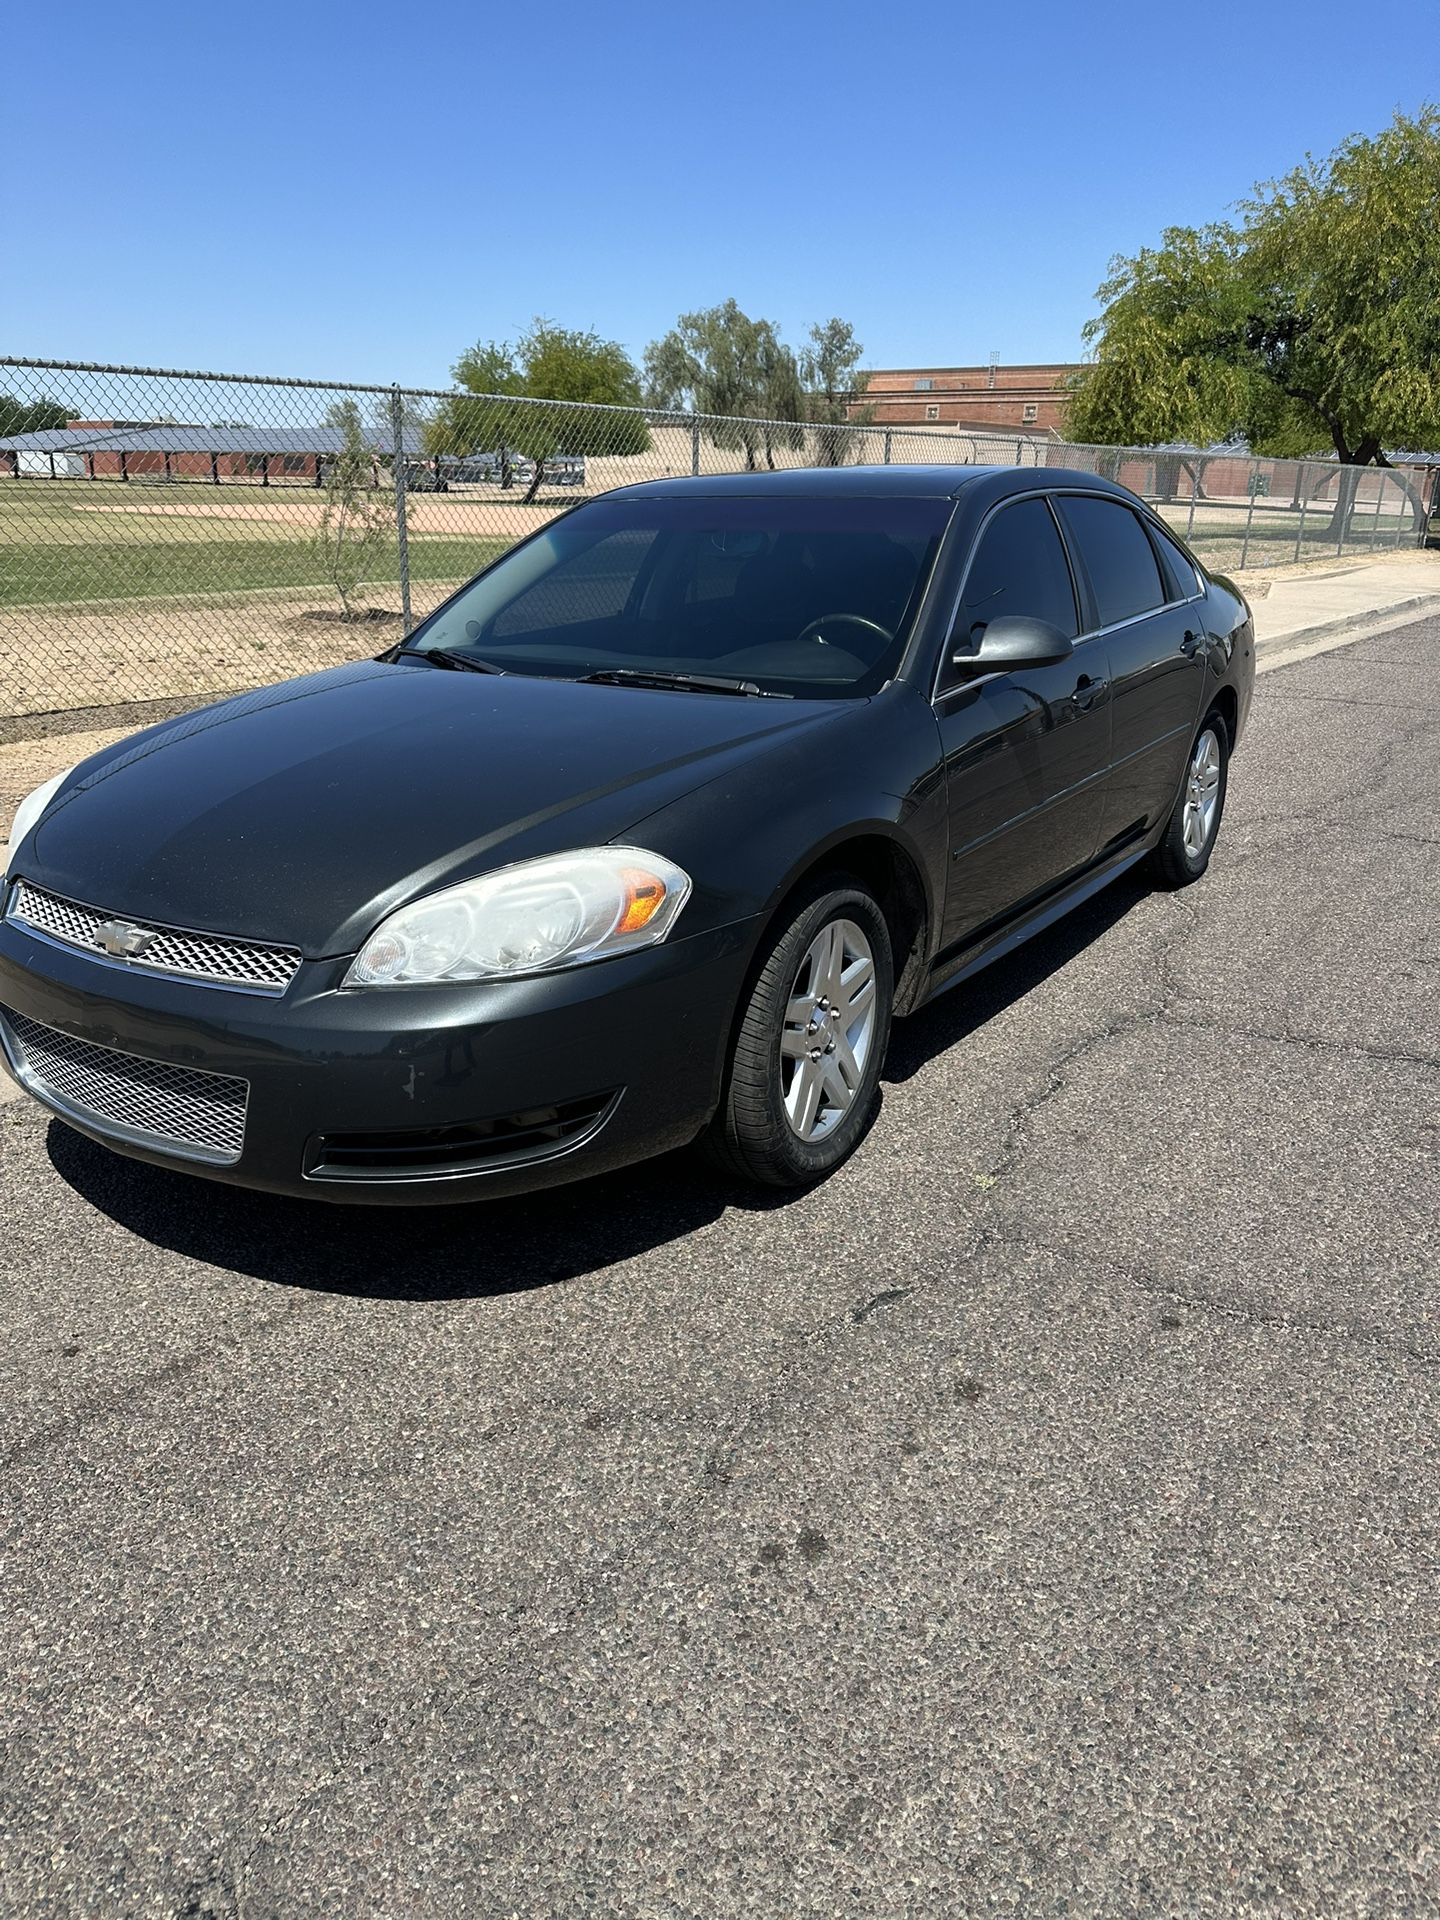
[3, 1, 1429, 389]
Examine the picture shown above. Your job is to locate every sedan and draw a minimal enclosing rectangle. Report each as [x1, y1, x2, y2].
[0, 466, 1253, 1202]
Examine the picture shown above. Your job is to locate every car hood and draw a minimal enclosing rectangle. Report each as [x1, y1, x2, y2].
[24, 661, 843, 956]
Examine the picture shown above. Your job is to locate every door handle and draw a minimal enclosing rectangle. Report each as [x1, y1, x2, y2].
[1070, 675, 1108, 711]
[1180, 629, 1205, 657]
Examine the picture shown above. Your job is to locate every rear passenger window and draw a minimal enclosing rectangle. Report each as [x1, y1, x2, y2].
[1148, 522, 1200, 602]
[953, 498, 1078, 656]
[1060, 496, 1165, 628]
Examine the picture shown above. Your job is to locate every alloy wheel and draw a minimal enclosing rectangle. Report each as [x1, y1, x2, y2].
[1182, 727, 1222, 859]
[779, 917, 878, 1141]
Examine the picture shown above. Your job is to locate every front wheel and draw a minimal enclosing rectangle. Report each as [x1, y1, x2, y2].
[706, 880, 893, 1188]
[1149, 715, 1229, 888]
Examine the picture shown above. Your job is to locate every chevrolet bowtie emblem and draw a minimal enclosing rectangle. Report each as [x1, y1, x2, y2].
[93, 919, 158, 960]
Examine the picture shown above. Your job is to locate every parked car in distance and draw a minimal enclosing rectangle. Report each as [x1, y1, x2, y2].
[543, 453, 586, 488]
[399, 460, 448, 492]
[0, 466, 1253, 1204]
[444, 451, 504, 484]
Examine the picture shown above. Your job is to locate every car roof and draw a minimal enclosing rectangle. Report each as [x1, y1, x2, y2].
[608, 464, 1142, 503]
[612, 464, 996, 501]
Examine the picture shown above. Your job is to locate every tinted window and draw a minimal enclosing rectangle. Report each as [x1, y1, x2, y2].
[1060, 496, 1165, 627]
[953, 498, 1078, 655]
[1149, 521, 1201, 602]
[407, 495, 952, 699]
[491, 528, 656, 636]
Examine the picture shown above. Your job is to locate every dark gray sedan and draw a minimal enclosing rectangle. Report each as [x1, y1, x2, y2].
[0, 466, 1253, 1203]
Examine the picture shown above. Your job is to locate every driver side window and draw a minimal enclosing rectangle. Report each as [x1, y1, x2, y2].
[949, 497, 1079, 672]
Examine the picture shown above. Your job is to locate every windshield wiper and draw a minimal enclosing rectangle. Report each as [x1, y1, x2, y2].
[578, 668, 782, 697]
[393, 646, 505, 674]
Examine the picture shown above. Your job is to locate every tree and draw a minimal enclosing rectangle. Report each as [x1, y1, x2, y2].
[314, 399, 392, 621]
[428, 322, 650, 503]
[801, 318, 872, 465]
[644, 300, 806, 470]
[0, 394, 71, 437]
[1067, 107, 1440, 526]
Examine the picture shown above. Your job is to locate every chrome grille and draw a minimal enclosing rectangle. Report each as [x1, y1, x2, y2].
[5, 880, 301, 995]
[0, 1005, 247, 1164]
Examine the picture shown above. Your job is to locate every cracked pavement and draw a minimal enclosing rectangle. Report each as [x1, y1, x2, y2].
[1, 616, 1438, 1917]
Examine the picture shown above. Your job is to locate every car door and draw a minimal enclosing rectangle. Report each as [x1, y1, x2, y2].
[933, 494, 1113, 954]
[1054, 494, 1209, 848]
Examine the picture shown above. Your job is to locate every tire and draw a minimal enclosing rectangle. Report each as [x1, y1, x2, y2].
[1149, 711, 1230, 889]
[706, 878, 894, 1189]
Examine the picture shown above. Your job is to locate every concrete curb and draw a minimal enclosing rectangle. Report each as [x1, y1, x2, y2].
[1256, 592, 1440, 675]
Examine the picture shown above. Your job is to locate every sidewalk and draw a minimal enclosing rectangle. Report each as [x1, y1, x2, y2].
[1241, 547, 1440, 662]
[4, 548, 1439, 865]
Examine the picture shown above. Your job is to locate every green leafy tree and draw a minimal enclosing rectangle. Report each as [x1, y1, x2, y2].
[1067, 107, 1440, 527]
[0, 394, 71, 437]
[428, 322, 650, 503]
[801, 317, 872, 465]
[314, 399, 392, 621]
[644, 300, 806, 469]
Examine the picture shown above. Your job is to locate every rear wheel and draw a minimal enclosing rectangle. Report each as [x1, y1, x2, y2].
[706, 880, 893, 1188]
[1149, 715, 1229, 888]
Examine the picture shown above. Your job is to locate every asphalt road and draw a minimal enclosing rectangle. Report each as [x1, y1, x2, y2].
[1, 619, 1437, 1919]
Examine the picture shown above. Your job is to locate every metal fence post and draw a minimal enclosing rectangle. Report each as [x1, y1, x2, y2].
[389, 386, 413, 636]
[690, 417, 700, 477]
[1239, 467, 1257, 568]
[1294, 463, 1309, 562]
[883, 430, 892, 466]
[1185, 460, 1199, 543]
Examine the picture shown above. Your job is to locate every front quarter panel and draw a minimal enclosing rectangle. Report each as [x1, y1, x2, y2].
[622, 682, 948, 951]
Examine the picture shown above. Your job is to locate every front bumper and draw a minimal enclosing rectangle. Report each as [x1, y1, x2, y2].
[0, 909, 760, 1204]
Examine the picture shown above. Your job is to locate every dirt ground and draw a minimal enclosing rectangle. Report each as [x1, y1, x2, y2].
[0, 583, 461, 719]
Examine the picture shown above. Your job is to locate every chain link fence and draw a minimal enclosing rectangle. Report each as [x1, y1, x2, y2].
[1, 356, 1434, 727]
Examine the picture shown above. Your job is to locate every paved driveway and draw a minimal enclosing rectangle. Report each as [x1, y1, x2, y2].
[2, 619, 1437, 1918]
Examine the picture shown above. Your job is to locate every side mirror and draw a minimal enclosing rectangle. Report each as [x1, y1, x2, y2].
[951, 614, 1074, 674]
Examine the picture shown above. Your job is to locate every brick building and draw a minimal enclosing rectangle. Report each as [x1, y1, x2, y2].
[853, 362, 1081, 434]
[0, 421, 425, 483]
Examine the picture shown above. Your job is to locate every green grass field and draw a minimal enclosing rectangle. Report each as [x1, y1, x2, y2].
[0, 534, 513, 608]
[0, 480, 512, 609]
[0, 476, 1419, 613]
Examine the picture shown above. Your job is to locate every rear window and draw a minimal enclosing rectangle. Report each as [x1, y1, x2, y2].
[1059, 496, 1166, 628]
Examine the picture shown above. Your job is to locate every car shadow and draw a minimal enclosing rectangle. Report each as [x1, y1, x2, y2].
[45, 1122, 778, 1303]
[46, 872, 1149, 1301]
[882, 870, 1149, 1082]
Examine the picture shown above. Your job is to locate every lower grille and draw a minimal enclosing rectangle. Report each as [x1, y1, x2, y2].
[0, 1005, 248, 1165]
[310, 1092, 618, 1182]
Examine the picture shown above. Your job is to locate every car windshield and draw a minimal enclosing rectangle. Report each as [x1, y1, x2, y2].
[403, 493, 953, 697]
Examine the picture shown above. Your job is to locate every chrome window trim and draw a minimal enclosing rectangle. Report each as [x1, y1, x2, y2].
[1050, 490, 1206, 626]
[930, 487, 1083, 704]
[1136, 508, 1205, 606]
[931, 485, 1207, 706]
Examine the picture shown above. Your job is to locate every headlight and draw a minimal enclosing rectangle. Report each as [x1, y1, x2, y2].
[5, 768, 73, 877]
[345, 847, 692, 986]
